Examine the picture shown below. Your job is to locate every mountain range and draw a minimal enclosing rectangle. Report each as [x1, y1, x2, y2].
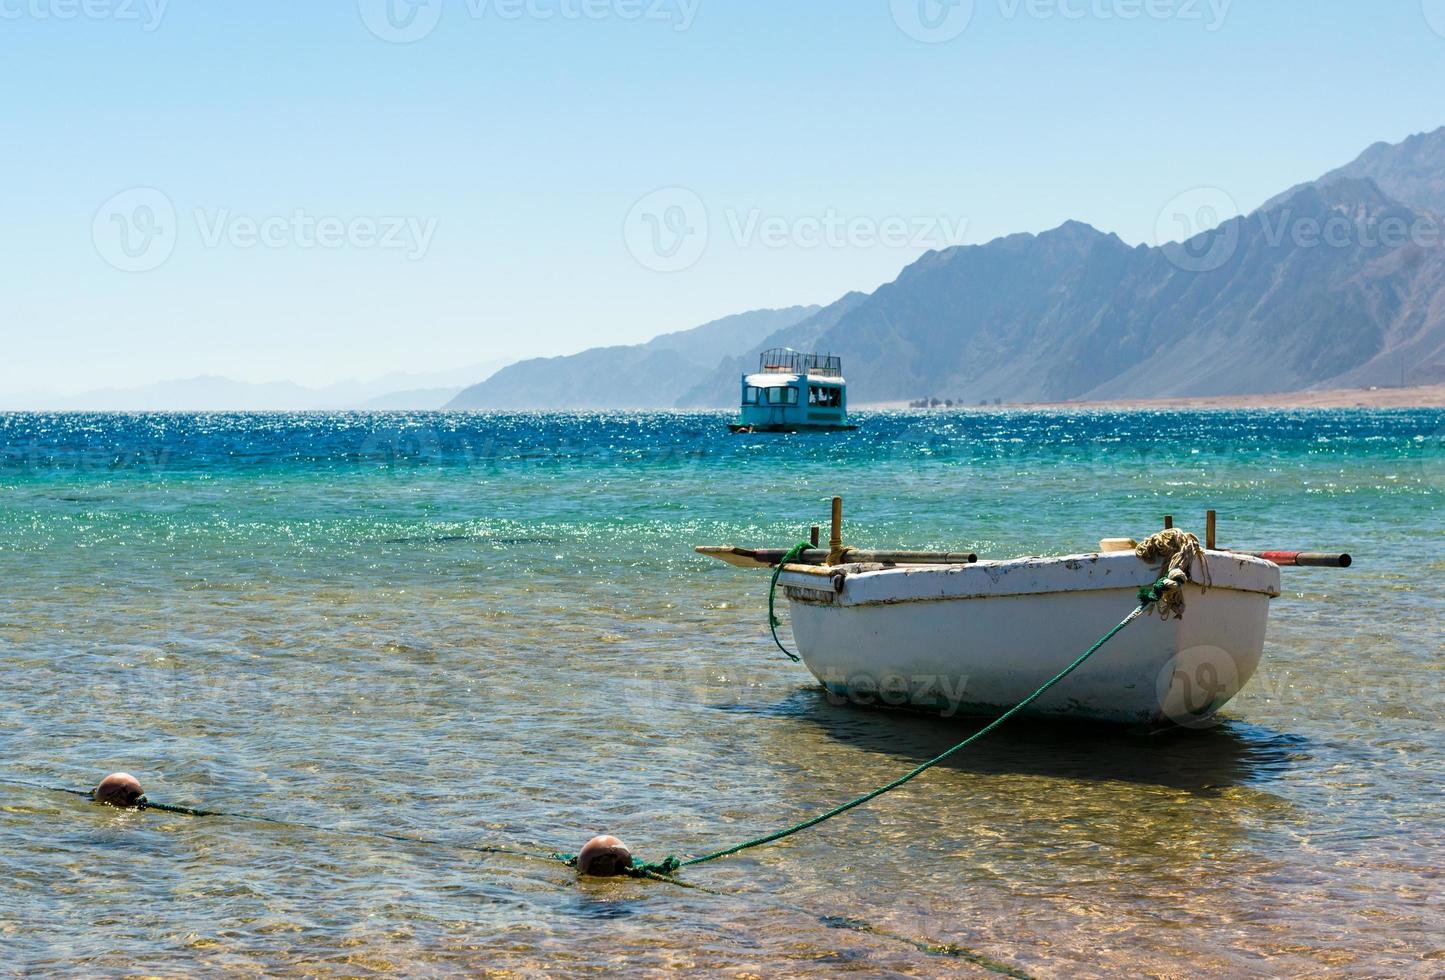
[446, 307, 820, 409]
[1263, 126, 1445, 216]
[15, 128, 1442, 412]
[455, 125, 1445, 410]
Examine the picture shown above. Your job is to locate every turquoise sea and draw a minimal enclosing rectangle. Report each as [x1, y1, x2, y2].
[0, 410, 1440, 976]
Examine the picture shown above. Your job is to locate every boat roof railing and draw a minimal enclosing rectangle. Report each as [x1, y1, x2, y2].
[756, 348, 843, 378]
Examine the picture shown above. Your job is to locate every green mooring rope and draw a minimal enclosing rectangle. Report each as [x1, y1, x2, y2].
[767, 540, 813, 662]
[1, 778, 550, 862]
[623, 575, 1178, 878]
[13, 571, 1176, 896]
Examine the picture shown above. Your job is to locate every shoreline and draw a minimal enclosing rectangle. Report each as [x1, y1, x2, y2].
[862, 384, 1445, 412]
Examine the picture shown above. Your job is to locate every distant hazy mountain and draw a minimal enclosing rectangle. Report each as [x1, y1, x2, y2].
[3, 360, 512, 411]
[359, 386, 468, 410]
[680, 173, 1445, 405]
[446, 307, 819, 410]
[1264, 126, 1445, 216]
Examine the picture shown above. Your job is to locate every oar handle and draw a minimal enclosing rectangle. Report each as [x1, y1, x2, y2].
[1235, 551, 1353, 568]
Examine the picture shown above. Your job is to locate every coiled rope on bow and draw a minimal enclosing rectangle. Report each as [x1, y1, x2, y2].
[1135, 528, 1211, 620]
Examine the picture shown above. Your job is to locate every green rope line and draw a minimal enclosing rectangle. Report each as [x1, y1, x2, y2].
[6, 786, 1031, 974]
[628, 576, 1177, 878]
[767, 540, 813, 662]
[0, 778, 553, 862]
[5, 571, 1175, 946]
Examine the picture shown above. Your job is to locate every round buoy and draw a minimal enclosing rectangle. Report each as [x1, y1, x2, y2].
[576, 836, 633, 877]
[93, 773, 144, 809]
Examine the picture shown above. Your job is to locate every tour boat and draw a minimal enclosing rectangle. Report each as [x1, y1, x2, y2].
[729, 348, 856, 433]
[699, 503, 1350, 727]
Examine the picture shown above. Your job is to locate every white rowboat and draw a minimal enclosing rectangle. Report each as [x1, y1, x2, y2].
[775, 550, 1281, 727]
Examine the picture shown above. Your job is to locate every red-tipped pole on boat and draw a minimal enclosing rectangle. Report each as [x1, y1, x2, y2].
[1235, 551, 1353, 568]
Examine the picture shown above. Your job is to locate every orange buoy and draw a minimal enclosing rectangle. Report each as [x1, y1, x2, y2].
[576, 836, 633, 877]
[94, 773, 144, 808]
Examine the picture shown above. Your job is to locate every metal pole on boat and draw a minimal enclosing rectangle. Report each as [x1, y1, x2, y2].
[810, 526, 820, 547]
[1206, 510, 1217, 550]
[827, 497, 845, 565]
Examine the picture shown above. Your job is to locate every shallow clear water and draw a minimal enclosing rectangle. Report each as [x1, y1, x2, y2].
[0, 410, 1440, 977]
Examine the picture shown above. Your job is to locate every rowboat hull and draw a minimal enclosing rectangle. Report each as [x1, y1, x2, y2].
[778, 551, 1280, 727]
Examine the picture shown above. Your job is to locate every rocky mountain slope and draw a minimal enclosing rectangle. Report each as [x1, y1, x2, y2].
[447, 306, 819, 410]
[680, 141, 1445, 405]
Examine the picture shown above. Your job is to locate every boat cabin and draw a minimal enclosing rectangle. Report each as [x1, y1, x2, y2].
[731, 349, 853, 432]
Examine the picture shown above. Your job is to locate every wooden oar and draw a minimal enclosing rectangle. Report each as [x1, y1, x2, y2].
[1231, 551, 1353, 568]
[698, 545, 1352, 570]
[696, 546, 979, 569]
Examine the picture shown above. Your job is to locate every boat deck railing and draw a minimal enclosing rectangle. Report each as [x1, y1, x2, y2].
[756, 348, 842, 378]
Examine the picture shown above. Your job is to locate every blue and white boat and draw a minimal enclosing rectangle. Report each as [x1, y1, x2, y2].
[729, 348, 855, 433]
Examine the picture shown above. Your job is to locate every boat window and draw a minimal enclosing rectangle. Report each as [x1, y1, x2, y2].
[809, 385, 842, 408]
[742, 386, 762, 405]
[766, 386, 798, 406]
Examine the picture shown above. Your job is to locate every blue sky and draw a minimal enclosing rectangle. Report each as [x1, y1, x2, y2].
[2, 0, 1443, 393]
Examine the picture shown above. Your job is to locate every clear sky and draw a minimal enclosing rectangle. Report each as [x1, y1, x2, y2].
[1, 0, 1442, 393]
